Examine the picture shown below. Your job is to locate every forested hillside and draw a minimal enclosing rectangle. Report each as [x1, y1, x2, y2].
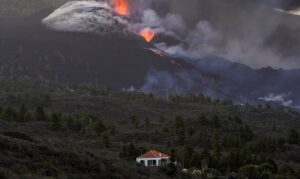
[0, 0, 300, 178]
[0, 76, 299, 178]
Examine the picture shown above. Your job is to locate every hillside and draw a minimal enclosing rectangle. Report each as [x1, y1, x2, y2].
[0, 1, 300, 178]
[0, 77, 299, 178]
[0, 10, 188, 88]
[1, 11, 300, 109]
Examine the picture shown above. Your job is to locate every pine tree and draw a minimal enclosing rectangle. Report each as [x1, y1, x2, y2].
[175, 116, 186, 145]
[201, 148, 211, 167]
[233, 115, 242, 124]
[288, 128, 299, 144]
[190, 151, 202, 168]
[164, 149, 177, 176]
[180, 145, 194, 168]
[18, 104, 27, 122]
[0, 106, 16, 121]
[159, 115, 165, 124]
[212, 115, 221, 128]
[109, 124, 116, 136]
[211, 130, 221, 158]
[93, 120, 106, 136]
[51, 112, 61, 130]
[145, 117, 150, 126]
[102, 134, 110, 148]
[24, 111, 33, 122]
[239, 124, 253, 143]
[35, 106, 46, 121]
[130, 115, 139, 128]
[198, 113, 208, 125]
[128, 143, 137, 160]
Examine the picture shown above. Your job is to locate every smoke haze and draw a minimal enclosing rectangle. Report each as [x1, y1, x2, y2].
[40, 0, 300, 109]
[132, 0, 300, 69]
[43, 0, 300, 69]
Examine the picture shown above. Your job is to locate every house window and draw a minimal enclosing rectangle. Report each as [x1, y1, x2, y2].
[148, 160, 157, 166]
[140, 160, 145, 165]
[153, 160, 157, 166]
[160, 159, 168, 166]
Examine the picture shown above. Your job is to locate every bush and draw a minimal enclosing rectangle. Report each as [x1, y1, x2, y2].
[0, 168, 14, 179]
[204, 168, 221, 177]
[288, 128, 299, 144]
[50, 113, 62, 130]
[35, 106, 47, 121]
[239, 165, 260, 179]
[102, 134, 110, 148]
[17, 104, 27, 122]
[66, 116, 82, 133]
[93, 120, 106, 136]
[239, 125, 253, 143]
[259, 163, 275, 174]
[162, 163, 177, 177]
[198, 113, 208, 125]
[0, 106, 16, 121]
[278, 164, 295, 176]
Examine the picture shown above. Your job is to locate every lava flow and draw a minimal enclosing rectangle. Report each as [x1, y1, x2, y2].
[110, 0, 155, 42]
[148, 48, 164, 57]
[139, 28, 155, 42]
[112, 0, 128, 16]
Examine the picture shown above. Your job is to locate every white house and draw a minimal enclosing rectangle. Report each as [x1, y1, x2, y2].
[136, 150, 170, 167]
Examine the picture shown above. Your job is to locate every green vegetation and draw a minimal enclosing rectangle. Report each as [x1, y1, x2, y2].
[0, 77, 299, 178]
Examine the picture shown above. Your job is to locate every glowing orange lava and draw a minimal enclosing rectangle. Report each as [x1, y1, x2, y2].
[112, 0, 128, 16]
[140, 28, 155, 42]
[171, 60, 181, 67]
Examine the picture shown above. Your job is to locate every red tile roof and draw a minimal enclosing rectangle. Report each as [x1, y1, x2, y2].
[137, 150, 169, 159]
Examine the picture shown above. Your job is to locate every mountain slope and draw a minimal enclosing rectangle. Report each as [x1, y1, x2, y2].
[0, 11, 188, 89]
[1, 4, 300, 109]
[0, 77, 299, 178]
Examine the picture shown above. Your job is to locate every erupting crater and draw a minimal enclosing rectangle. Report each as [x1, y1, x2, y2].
[111, 0, 128, 16]
[42, 0, 156, 42]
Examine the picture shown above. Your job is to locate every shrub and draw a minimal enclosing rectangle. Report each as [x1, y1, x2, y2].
[0, 168, 14, 179]
[102, 134, 110, 148]
[93, 120, 106, 136]
[35, 106, 47, 121]
[288, 128, 299, 144]
[239, 164, 260, 179]
[50, 113, 62, 130]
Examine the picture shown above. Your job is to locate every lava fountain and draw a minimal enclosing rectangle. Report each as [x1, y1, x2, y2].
[112, 0, 128, 16]
[140, 27, 155, 42]
[110, 0, 156, 42]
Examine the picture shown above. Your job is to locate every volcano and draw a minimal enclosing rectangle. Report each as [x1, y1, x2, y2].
[0, 4, 189, 88]
[42, 1, 131, 36]
[1, 1, 300, 109]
